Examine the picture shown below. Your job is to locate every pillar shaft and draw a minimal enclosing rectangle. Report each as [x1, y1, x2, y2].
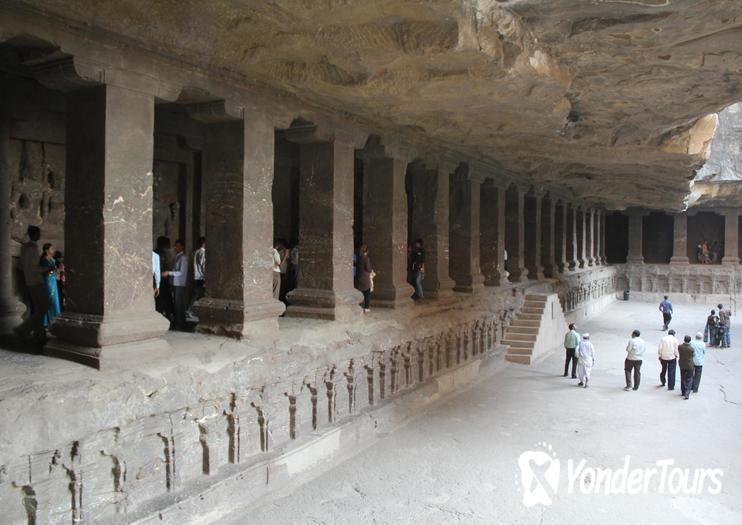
[195, 112, 285, 338]
[587, 209, 596, 266]
[450, 176, 484, 292]
[47, 85, 169, 368]
[542, 199, 556, 277]
[0, 92, 25, 334]
[409, 164, 455, 297]
[670, 213, 689, 265]
[525, 194, 544, 280]
[594, 210, 602, 266]
[287, 137, 363, 319]
[505, 187, 526, 282]
[481, 184, 505, 286]
[567, 205, 578, 271]
[577, 209, 587, 268]
[556, 204, 567, 273]
[362, 155, 414, 307]
[601, 211, 608, 263]
[627, 208, 644, 263]
[722, 212, 740, 265]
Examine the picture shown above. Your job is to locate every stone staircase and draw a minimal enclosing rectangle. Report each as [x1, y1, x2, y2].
[504, 293, 550, 365]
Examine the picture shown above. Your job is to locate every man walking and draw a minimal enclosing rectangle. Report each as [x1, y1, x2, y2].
[14, 225, 50, 343]
[575, 333, 595, 388]
[678, 335, 695, 400]
[167, 239, 188, 330]
[717, 303, 732, 348]
[657, 329, 679, 390]
[563, 323, 580, 378]
[659, 295, 673, 331]
[624, 329, 646, 391]
[690, 332, 706, 393]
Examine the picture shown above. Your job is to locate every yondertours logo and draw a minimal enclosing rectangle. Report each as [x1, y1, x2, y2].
[517, 442, 723, 507]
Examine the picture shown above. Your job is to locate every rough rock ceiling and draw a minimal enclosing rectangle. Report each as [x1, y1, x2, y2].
[19, 0, 742, 209]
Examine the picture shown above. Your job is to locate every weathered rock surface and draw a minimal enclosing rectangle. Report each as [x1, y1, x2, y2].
[14, 0, 742, 209]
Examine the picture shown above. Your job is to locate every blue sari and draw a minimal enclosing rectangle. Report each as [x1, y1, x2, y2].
[42, 257, 61, 326]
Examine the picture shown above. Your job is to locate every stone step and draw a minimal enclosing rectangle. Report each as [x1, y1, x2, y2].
[506, 354, 532, 365]
[524, 295, 548, 303]
[502, 339, 532, 348]
[523, 301, 546, 309]
[507, 326, 539, 335]
[503, 333, 536, 342]
[506, 346, 533, 356]
[518, 313, 541, 321]
[521, 307, 544, 314]
[510, 319, 540, 328]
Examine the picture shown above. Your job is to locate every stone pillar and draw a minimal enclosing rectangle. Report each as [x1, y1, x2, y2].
[587, 209, 596, 266]
[480, 183, 505, 286]
[722, 211, 740, 265]
[361, 147, 414, 307]
[0, 92, 25, 334]
[556, 203, 568, 273]
[285, 128, 364, 320]
[193, 108, 285, 339]
[576, 207, 586, 269]
[542, 198, 556, 277]
[601, 211, 608, 264]
[567, 204, 578, 271]
[450, 173, 484, 293]
[505, 186, 527, 283]
[594, 210, 602, 266]
[409, 162, 456, 297]
[670, 213, 689, 265]
[627, 208, 644, 264]
[525, 193, 544, 280]
[45, 85, 170, 368]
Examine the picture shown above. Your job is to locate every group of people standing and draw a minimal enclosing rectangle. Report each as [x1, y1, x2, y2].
[563, 322, 709, 400]
[695, 239, 722, 264]
[272, 240, 299, 304]
[153, 235, 206, 331]
[15, 225, 65, 343]
[704, 304, 732, 348]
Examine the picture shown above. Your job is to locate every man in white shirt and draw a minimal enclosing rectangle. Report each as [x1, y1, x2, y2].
[624, 329, 646, 391]
[166, 239, 188, 329]
[152, 250, 161, 299]
[272, 243, 282, 300]
[657, 329, 679, 390]
[15, 225, 50, 343]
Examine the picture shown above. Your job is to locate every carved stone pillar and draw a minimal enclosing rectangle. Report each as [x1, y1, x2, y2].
[670, 213, 689, 265]
[542, 197, 556, 277]
[0, 91, 25, 334]
[285, 127, 364, 320]
[480, 182, 505, 286]
[627, 208, 644, 264]
[192, 106, 285, 339]
[555, 202, 567, 273]
[567, 204, 578, 271]
[587, 209, 596, 266]
[594, 210, 602, 266]
[722, 211, 740, 265]
[576, 207, 586, 269]
[46, 84, 170, 368]
[450, 172, 484, 293]
[525, 192, 544, 280]
[361, 143, 414, 307]
[409, 161, 455, 297]
[601, 211, 608, 264]
[505, 186, 526, 282]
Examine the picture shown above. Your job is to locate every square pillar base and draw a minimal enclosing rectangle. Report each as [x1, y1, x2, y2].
[722, 256, 740, 266]
[286, 288, 363, 321]
[670, 257, 690, 265]
[44, 337, 172, 370]
[195, 298, 284, 343]
[626, 257, 644, 264]
[0, 297, 26, 336]
[453, 273, 485, 294]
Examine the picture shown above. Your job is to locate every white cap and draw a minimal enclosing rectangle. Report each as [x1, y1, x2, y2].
[582, 333, 590, 339]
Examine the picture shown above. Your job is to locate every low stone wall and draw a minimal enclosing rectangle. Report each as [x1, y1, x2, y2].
[554, 265, 620, 324]
[615, 263, 741, 306]
[0, 270, 618, 524]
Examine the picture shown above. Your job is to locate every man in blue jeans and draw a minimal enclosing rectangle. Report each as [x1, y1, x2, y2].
[717, 303, 732, 348]
[690, 332, 705, 393]
[411, 239, 425, 300]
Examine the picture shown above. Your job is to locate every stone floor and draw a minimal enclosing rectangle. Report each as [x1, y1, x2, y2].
[227, 301, 742, 525]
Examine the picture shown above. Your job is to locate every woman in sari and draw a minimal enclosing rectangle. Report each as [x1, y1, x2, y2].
[40, 243, 61, 327]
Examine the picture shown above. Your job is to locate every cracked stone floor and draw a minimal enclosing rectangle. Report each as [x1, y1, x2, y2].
[223, 300, 742, 525]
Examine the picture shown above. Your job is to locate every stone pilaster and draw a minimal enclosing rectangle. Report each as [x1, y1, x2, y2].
[576, 207, 586, 269]
[45, 85, 170, 368]
[556, 203, 568, 273]
[361, 145, 414, 307]
[587, 209, 596, 266]
[480, 183, 506, 286]
[594, 210, 602, 266]
[567, 204, 578, 271]
[505, 186, 527, 283]
[542, 198, 556, 277]
[0, 92, 25, 334]
[722, 211, 740, 265]
[670, 213, 689, 265]
[285, 127, 364, 320]
[193, 107, 285, 339]
[627, 208, 644, 264]
[450, 172, 484, 293]
[601, 211, 608, 264]
[525, 193, 544, 280]
[409, 162, 456, 297]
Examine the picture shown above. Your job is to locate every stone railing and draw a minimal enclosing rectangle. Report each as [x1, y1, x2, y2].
[553, 266, 619, 314]
[0, 288, 530, 525]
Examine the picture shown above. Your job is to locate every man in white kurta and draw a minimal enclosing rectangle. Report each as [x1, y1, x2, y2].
[576, 333, 595, 388]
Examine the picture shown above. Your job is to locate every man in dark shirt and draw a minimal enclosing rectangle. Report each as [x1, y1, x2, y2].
[717, 303, 732, 348]
[659, 295, 673, 331]
[678, 335, 695, 400]
[411, 239, 426, 300]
